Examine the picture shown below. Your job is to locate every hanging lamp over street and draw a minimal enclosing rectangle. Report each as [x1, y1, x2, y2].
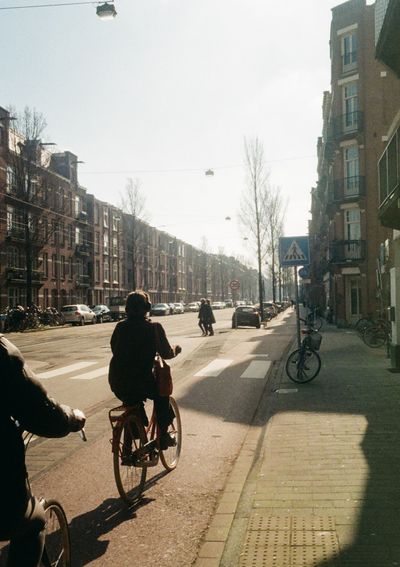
[96, 2, 117, 19]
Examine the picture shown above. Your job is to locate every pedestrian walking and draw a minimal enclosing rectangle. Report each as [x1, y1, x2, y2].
[204, 299, 215, 336]
[198, 298, 208, 336]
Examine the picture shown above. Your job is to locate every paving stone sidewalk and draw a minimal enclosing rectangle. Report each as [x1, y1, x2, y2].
[195, 322, 400, 567]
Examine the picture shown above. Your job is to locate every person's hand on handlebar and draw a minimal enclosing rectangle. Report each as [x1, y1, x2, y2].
[70, 408, 86, 432]
[174, 345, 182, 356]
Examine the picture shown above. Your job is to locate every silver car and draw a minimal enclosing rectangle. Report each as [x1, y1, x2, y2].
[61, 304, 96, 326]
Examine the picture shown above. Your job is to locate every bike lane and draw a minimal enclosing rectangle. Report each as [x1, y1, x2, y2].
[0, 311, 294, 567]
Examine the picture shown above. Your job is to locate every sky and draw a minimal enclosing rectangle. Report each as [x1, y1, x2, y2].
[0, 0, 374, 264]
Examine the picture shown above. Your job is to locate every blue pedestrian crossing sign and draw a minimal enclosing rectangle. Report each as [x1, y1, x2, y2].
[279, 236, 310, 267]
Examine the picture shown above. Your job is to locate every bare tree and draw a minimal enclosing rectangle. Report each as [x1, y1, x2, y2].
[5, 107, 49, 307]
[263, 186, 286, 302]
[119, 178, 148, 291]
[239, 137, 270, 320]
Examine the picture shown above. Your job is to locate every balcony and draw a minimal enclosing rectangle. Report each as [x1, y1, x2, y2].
[76, 274, 90, 287]
[5, 228, 25, 241]
[378, 127, 400, 229]
[6, 268, 45, 285]
[379, 184, 400, 229]
[329, 176, 366, 203]
[329, 112, 363, 141]
[75, 244, 90, 256]
[329, 240, 366, 263]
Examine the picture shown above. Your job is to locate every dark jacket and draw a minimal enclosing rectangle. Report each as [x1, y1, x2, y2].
[108, 318, 176, 403]
[0, 334, 79, 527]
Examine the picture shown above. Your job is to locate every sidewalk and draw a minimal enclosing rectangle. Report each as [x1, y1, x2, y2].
[194, 321, 400, 567]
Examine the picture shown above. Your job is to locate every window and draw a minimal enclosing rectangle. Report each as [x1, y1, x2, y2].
[343, 83, 358, 129]
[69, 258, 74, 278]
[75, 196, 80, 218]
[104, 261, 110, 282]
[95, 260, 100, 282]
[344, 146, 359, 195]
[342, 33, 357, 70]
[113, 236, 118, 256]
[68, 225, 73, 248]
[6, 166, 16, 193]
[52, 254, 57, 278]
[344, 209, 361, 241]
[103, 208, 109, 228]
[75, 227, 81, 245]
[103, 233, 109, 255]
[112, 214, 119, 231]
[94, 204, 99, 225]
[6, 205, 14, 232]
[61, 256, 66, 279]
[113, 262, 118, 282]
[95, 232, 100, 254]
[59, 222, 65, 246]
[350, 278, 362, 316]
[43, 253, 49, 277]
[43, 288, 49, 308]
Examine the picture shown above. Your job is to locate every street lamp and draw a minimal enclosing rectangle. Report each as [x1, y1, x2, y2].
[205, 169, 214, 177]
[0, 0, 118, 19]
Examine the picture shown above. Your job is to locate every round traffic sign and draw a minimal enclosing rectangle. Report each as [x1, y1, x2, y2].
[229, 279, 240, 291]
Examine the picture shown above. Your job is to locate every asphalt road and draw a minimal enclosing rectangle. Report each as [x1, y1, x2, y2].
[0, 308, 295, 567]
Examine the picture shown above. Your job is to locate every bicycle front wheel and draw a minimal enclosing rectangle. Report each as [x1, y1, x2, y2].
[113, 418, 147, 504]
[363, 327, 386, 348]
[41, 499, 71, 567]
[160, 397, 182, 471]
[285, 348, 321, 383]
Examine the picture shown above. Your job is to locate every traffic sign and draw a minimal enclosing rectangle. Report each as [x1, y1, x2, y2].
[229, 279, 240, 291]
[298, 266, 310, 279]
[279, 236, 310, 267]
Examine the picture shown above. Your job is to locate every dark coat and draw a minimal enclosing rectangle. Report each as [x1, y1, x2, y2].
[0, 334, 78, 530]
[108, 318, 175, 404]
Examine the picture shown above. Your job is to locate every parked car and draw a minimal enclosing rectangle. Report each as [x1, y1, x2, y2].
[211, 301, 224, 309]
[150, 303, 171, 316]
[232, 306, 261, 329]
[91, 304, 113, 323]
[173, 303, 185, 314]
[187, 302, 200, 312]
[61, 304, 96, 326]
[168, 303, 176, 315]
[224, 300, 233, 308]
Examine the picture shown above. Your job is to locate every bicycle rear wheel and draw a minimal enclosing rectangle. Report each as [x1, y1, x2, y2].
[363, 327, 386, 348]
[41, 499, 71, 567]
[285, 348, 321, 383]
[160, 397, 182, 471]
[113, 417, 147, 504]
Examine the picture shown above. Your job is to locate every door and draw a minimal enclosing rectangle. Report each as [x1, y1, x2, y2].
[346, 277, 362, 324]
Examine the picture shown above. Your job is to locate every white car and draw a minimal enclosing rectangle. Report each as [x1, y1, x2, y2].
[173, 303, 185, 314]
[187, 302, 200, 312]
[211, 302, 224, 309]
[61, 304, 96, 326]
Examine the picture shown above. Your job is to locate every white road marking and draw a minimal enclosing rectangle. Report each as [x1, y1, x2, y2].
[195, 359, 233, 377]
[36, 361, 97, 379]
[240, 360, 271, 379]
[70, 365, 109, 380]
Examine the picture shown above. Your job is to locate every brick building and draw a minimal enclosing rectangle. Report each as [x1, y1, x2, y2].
[0, 105, 258, 311]
[309, 0, 400, 327]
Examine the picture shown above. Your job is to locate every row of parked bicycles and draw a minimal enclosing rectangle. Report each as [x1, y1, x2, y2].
[0, 306, 65, 333]
[355, 315, 391, 351]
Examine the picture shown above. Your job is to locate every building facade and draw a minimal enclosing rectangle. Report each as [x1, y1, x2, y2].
[309, 0, 400, 328]
[0, 105, 259, 311]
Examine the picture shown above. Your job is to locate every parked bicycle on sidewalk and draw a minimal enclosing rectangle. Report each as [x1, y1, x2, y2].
[285, 318, 323, 383]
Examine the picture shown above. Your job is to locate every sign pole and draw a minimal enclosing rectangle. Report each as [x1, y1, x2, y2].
[294, 266, 301, 348]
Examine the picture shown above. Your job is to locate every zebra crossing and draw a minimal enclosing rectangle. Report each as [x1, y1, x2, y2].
[34, 356, 271, 382]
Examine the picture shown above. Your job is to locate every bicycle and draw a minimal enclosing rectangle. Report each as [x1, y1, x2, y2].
[305, 307, 323, 331]
[285, 320, 323, 383]
[22, 429, 86, 567]
[362, 319, 391, 349]
[109, 397, 182, 505]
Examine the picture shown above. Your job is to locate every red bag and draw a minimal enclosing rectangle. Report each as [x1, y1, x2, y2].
[154, 325, 173, 396]
[153, 355, 173, 396]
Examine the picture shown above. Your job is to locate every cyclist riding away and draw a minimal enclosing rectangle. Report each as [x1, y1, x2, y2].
[108, 291, 182, 451]
[0, 333, 86, 567]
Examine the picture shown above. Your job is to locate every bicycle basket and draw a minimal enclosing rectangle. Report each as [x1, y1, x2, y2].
[309, 331, 322, 351]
